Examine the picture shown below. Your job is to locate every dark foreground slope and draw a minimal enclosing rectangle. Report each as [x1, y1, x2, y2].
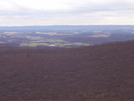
[0, 41, 134, 101]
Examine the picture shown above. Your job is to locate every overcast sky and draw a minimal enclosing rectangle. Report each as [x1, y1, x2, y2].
[0, 0, 134, 26]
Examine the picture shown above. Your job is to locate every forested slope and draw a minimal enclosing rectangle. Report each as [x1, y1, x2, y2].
[0, 40, 134, 101]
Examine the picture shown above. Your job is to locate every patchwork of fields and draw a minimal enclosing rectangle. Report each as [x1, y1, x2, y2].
[0, 29, 134, 47]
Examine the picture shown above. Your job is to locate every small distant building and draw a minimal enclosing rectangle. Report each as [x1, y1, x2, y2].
[49, 44, 55, 47]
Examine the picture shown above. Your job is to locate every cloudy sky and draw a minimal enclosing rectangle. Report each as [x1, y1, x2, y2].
[0, 0, 134, 26]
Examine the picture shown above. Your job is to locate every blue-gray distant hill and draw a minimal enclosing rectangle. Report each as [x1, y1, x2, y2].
[0, 25, 134, 31]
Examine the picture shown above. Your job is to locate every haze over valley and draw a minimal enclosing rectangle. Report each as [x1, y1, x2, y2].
[0, 0, 134, 100]
[0, 25, 134, 48]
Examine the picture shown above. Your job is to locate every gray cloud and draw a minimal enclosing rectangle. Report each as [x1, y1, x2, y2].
[0, 0, 134, 26]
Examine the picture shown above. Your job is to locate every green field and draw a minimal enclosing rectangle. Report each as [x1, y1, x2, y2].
[20, 40, 91, 47]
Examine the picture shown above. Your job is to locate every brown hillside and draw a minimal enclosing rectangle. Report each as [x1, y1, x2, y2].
[0, 41, 134, 101]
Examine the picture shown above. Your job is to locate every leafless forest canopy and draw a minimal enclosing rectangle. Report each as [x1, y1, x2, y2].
[0, 40, 134, 101]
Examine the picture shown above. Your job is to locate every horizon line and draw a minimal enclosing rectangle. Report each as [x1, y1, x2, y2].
[0, 25, 134, 27]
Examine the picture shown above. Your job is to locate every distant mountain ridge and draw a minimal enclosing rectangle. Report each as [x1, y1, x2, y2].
[0, 25, 134, 31]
